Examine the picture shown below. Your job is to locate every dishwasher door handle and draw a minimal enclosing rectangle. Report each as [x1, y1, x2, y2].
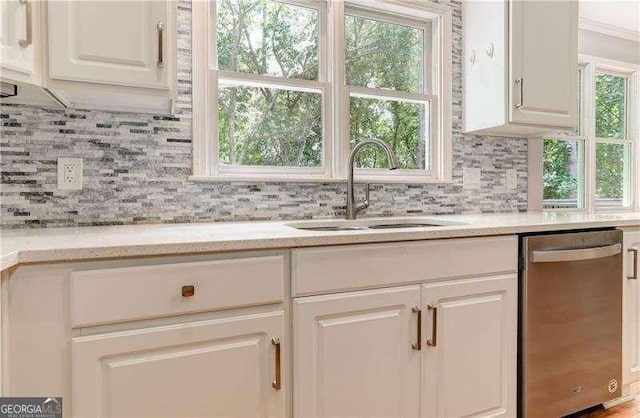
[531, 243, 622, 263]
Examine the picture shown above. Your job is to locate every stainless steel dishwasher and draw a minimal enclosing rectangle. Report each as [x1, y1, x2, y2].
[520, 229, 623, 418]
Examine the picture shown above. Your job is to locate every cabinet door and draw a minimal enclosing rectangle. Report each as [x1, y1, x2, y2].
[623, 230, 640, 384]
[509, 0, 578, 128]
[72, 311, 285, 418]
[294, 286, 421, 418]
[47, 0, 171, 89]
[0, 0, 36, 81]
[421, 275, 517, 418]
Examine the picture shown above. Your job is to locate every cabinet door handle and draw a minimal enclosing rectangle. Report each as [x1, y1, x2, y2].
[515, 78, 523, 109]
[411, 306, 421, 351]
[18, 0, 32, 48]
[157, 21, 165, 68]
[531, 243, 622, 263]
[629, 248, 638, 280]
[271, 337, 281, 390]
[426, 304, 437, 347]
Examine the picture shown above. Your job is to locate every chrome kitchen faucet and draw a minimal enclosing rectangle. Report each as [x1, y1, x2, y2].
[346, 139, 399, 220]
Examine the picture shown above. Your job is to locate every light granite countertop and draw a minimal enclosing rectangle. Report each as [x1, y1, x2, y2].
[1, 211, 639, 271]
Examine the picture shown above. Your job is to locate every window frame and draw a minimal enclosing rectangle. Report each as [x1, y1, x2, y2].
[592, 68, 633, 210]
[542, 68, 587, 211]
[541, 60, 638, 213]
[191, 0, 453, 183]
[212, 0, 330, 178]
[341, 6, 437, 180]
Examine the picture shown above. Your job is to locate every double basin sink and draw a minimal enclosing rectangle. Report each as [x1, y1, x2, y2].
[285, 217, 468, 232]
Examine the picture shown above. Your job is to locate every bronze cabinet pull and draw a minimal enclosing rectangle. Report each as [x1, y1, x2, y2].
[411, 306, 421, 350]
[18, 0, 32, 48]
[426, 304, 437, 347]
[181, 285, 195, 297]
[271, 338, 281, 390]
[629, 248, 638, 280]
[157, 21, 165, 68]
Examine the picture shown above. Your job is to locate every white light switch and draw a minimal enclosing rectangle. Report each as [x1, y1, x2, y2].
[463, 167, 481, 190]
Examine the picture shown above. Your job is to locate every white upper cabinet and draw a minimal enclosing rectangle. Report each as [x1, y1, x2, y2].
[43, 0, 176, 113]
[2, 0, 176, 113]
[509, 0, 577, 128]
[0, 0, 60, 106]
[47, 1, 170, 90]
[463, 0, 578, 137]
[0, 0, 37, 82]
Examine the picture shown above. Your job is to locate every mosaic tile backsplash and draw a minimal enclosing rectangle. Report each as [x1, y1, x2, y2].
[0, 0, 528, 228]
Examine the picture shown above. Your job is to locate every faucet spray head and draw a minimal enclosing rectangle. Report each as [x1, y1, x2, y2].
[388, 154, 399, 170]
[374, 138, 399, 170]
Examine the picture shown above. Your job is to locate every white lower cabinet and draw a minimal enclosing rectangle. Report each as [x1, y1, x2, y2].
[421, 274, 518, 418]
[293, 275, 518, 418]
[2, 237, 522, 418]
[623, 229, 640, 385]
[72, 310, 286, 418]
[293, 286, 422, 418]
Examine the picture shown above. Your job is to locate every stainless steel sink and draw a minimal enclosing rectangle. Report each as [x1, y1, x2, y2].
[367, 223, 442, 229]
[285, 218, 467, 231]
[294, 226, 369, 232]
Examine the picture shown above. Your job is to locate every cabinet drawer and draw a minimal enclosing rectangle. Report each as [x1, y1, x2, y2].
[292, 236, 517, 296]
[71, 255, 286, 327]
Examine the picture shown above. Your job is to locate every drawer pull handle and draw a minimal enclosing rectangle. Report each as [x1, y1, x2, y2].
[427, 304, 437, 347]
[629, 248, 638, 280]
[181, 285, 195, 297]
[272, 337, 281, 390]
[411, 306, 421, 350]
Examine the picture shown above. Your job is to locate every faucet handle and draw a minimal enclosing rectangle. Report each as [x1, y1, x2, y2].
[355, 183, 370, 215]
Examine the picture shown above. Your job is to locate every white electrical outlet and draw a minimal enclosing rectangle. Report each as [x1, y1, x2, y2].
[463, 167, 481, 190]
[57, 158, 83, 190]
[506, 169, 517, 190]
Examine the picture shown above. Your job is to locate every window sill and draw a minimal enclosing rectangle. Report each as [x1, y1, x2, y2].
[543, 207, 636, 214]
[188, 175, 455, 185]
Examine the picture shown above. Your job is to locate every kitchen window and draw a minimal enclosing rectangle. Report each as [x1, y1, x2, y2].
[191, 0, 452, 182]
[543, 63, 638, 211]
